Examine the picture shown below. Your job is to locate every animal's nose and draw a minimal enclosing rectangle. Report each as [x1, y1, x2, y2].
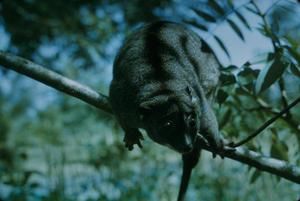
[182, 143, 193, 153]
[184, 134, 192, 145]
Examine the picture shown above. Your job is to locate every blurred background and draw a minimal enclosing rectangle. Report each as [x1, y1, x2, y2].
[0, 0, 300, 200]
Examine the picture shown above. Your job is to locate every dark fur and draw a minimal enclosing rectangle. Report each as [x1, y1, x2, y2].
[109, 21, 222, 200]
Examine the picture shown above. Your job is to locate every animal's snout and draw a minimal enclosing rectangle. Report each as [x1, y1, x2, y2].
[182, 143, 193, 153]
[180, 134, 194, 153]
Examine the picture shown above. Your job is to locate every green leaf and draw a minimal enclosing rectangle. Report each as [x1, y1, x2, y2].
[237, 67, 259, 88]
[221, 65, 239, 72]
[255, 56, 287, 94]
[236, 82, 254, 94]
[184, 19, 208, 31]
[235, 11, 251, 30]
[216, 89, 229, 104]
[208, 1, 225, 16]
[227, 19, 245, 41]
[238, 67, 259, 81]
[214, 35, 230, 58]
[220, 73, 236, 86]
[192, 8, 216, 22]
[219, 108, 232, 129]
[250, 170, 261, 183]
[267, 53, 275, 61]
[245, 5, 259, 15]
[243, 83, 254, 92]
[235, 86, 249, 95]
[290, 63, 300, 77]
[226, 0, 234, 8]
[271, 143, 289, 161]
[271, 135, 289, 161]
[285, 46, 300, 63]
[243, 61, 251, 66]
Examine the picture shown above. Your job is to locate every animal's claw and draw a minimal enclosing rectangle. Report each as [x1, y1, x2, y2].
[196, 133, 209, 146]
[123, 130, 144, 151]
[197, 134, 235, 159]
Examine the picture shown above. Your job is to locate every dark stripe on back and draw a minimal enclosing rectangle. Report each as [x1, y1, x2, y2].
[180, 34, 203, 98]
[180, 35, 199, 78]
[144, 22, 181, 80]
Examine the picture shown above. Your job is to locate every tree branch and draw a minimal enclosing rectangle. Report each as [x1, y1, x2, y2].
[200, 142, 300, 184]
[231, 96, 300, 147]
[0, 51, 112, 113]
[0, 50, 299, 184]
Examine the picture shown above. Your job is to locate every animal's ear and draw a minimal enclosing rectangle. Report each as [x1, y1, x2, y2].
[138, 95, 169, 121]
[138, 101, 153, 121]
[200, 39, 213, 54]
[139, 100, 153, 110]
[185, 86, 192, 97]
[185, 86, 197, 104]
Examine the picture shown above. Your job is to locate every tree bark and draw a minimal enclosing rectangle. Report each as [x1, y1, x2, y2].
[0, 51, 112, 113]
[0, 50, 299, 183]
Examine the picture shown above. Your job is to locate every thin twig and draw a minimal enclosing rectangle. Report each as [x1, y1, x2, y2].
[231, 96, 300, 147]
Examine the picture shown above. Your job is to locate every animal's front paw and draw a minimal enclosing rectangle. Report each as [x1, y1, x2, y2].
[207, 138, 222, 158]
[198, 134, 222, 158]
[212, 139, 236, 159]
[123, 130, 144, 151]
[197, 133, 235, 158]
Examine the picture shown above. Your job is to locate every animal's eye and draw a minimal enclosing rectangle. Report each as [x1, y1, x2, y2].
[163, 120, 174, 129]
[189, 118, 196, 128]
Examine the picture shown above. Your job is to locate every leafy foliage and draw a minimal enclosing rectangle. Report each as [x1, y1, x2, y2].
[0, 0, 170, 68]
[187, 0, 254, 58]
[255, 50, 288, 94]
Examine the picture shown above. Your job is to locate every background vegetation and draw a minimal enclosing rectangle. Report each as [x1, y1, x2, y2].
[0, 0, 299, 200]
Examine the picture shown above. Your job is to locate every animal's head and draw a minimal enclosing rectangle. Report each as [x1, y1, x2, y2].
[139, 86, 200, 153]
